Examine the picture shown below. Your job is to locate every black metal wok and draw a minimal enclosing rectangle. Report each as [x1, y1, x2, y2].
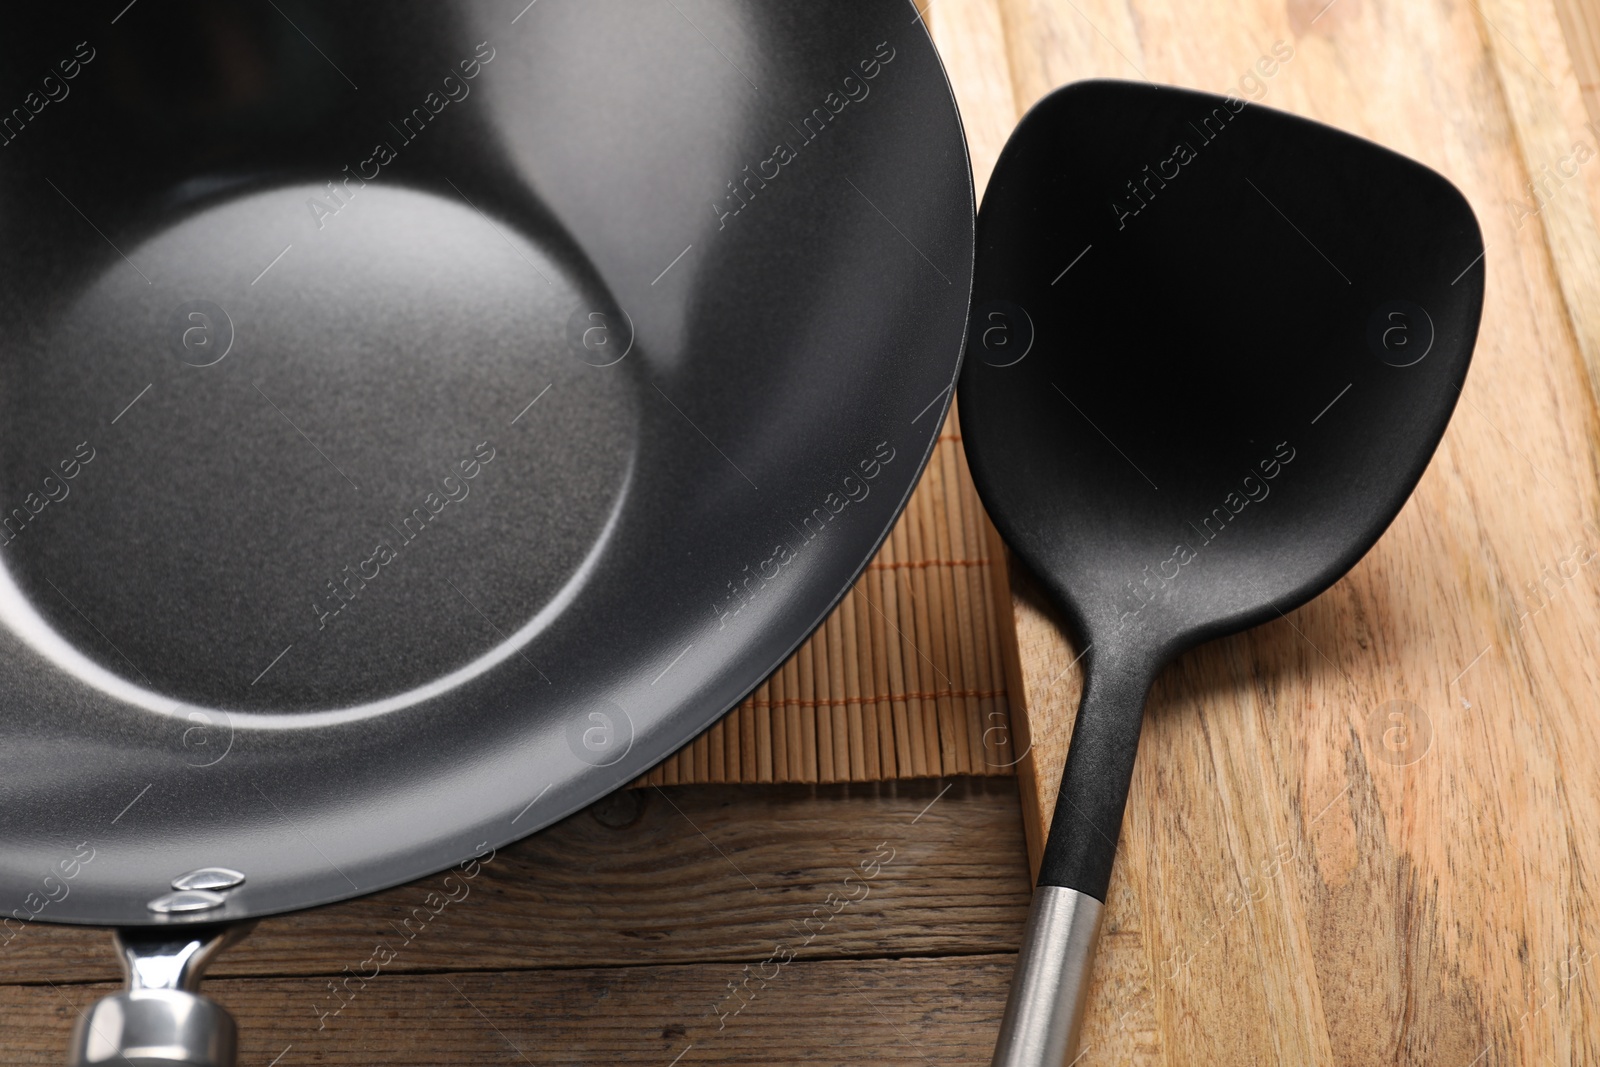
[0, 2, 973, 1061]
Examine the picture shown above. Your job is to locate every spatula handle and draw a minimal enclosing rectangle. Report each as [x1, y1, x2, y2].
[991, 658, 1152, 1067]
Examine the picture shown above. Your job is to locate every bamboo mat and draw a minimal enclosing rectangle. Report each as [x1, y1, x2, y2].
[635, 402, 1017, 785]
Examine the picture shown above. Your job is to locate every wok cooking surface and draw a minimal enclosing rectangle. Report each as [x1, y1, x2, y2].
[0, 0, 972, 925]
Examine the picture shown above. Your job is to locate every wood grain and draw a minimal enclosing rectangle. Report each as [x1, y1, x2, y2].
[958, 0, 1600, 1063]
[0, 780, 1030, 986]
[2, 955, 1013, 1067]
[3, 779, 1029, 1062]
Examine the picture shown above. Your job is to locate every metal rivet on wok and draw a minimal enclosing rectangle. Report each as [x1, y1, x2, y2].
[146, 890, 226, 915]
[170, 867, 246, 892]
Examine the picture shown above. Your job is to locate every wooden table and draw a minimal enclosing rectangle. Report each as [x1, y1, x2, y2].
[2, 781, 1032, 1064]
[958, 0, 1600, 1063]
[8, 0, 1600, 1063]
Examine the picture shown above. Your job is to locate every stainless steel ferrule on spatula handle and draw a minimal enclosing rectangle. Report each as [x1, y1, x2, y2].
[990, 885, 1103, 1067]
[990, 662, 1151, 1067]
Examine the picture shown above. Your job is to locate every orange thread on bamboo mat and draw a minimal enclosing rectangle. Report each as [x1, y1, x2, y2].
[744, 688, 1004, 710]
[866, 557, 988, 571]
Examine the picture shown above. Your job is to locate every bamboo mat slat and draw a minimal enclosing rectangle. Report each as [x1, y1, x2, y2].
[636, 403, 1015, 785]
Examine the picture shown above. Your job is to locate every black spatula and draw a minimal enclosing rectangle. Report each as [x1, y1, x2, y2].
[959, 80, 1484, 1066]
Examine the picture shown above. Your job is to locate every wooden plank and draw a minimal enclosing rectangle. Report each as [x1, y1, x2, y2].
[1554, 0, 1600, 133]
[1490, 0, 1600, 458]
[0, 780, 1029, 986]
[962, 0, 1600, 1063]
[2, 955, 1013, 1067]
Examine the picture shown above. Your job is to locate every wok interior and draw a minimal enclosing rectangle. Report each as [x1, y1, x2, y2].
[0, 1, 974, 924]
[0, 4, 638, 712]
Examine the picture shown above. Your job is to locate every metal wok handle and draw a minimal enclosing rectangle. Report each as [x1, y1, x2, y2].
[68, 923, 252, 1067]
